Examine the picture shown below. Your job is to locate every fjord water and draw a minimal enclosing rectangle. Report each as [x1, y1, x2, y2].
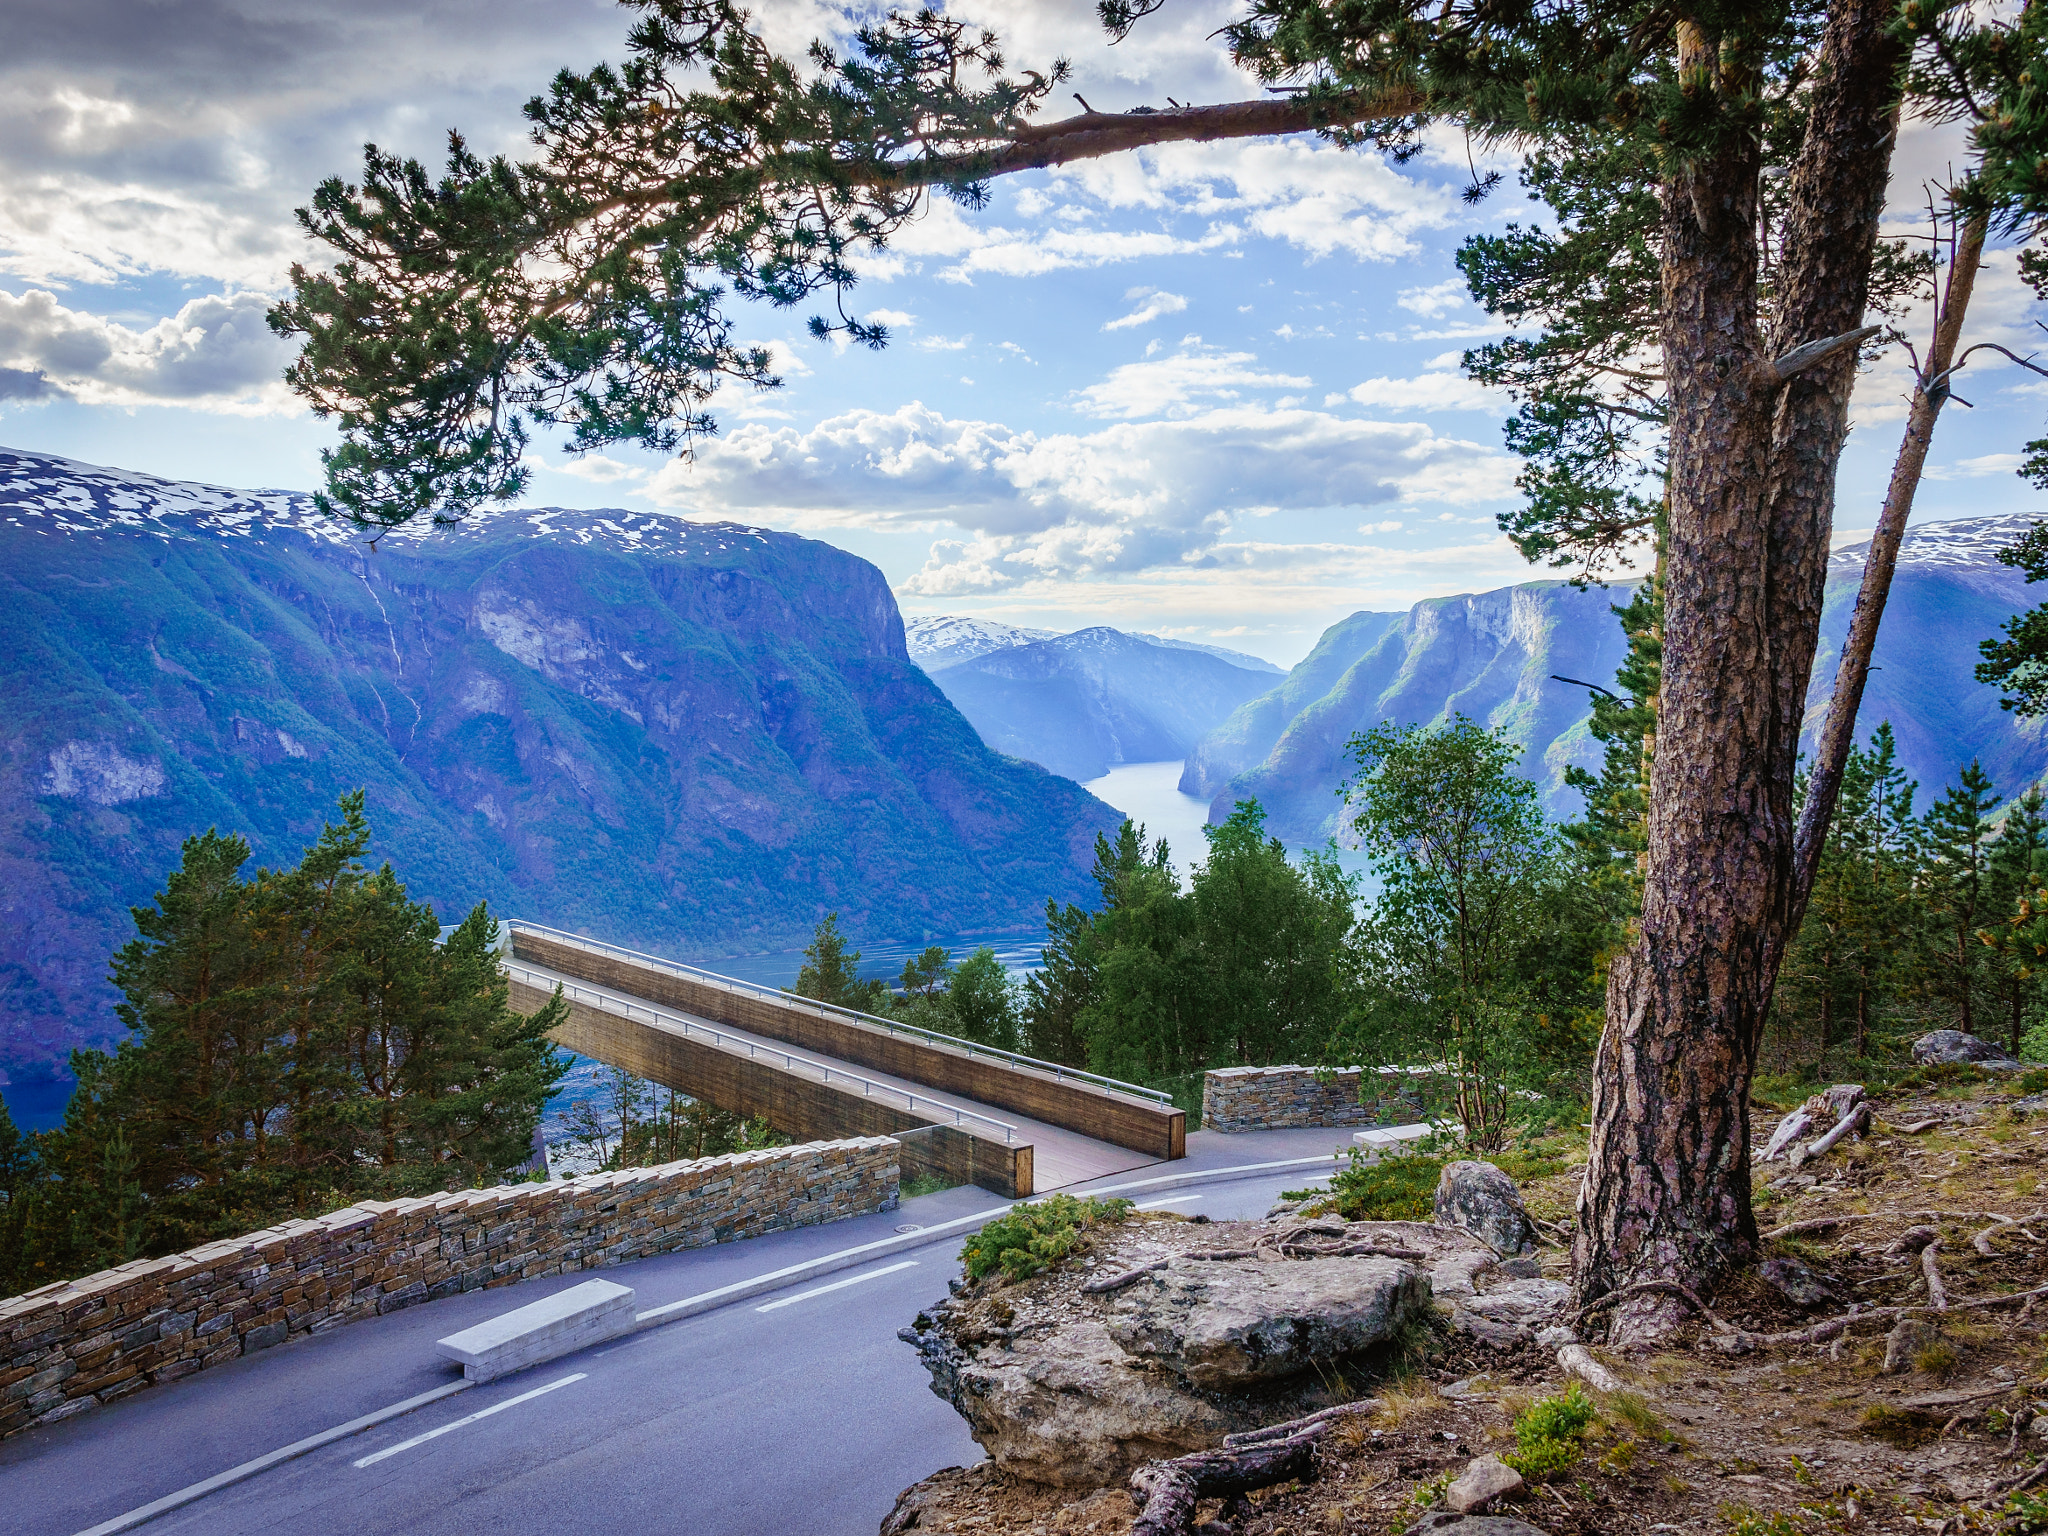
[688, 759, 1217, 991]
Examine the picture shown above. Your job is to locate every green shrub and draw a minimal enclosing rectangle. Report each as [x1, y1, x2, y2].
[1317, 1151, 1446, 1222]
[960, 1194, 1133, 1283]
[1505, 1383, 1597, 1477]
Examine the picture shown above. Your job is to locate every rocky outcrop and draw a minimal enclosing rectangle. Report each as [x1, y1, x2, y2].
[1107, 1256, 1429, 1390]
[898, 1216, 1432, 1486]
[1434, 1162, 1537, 1257]
[1912, 1030, 2024, 1070]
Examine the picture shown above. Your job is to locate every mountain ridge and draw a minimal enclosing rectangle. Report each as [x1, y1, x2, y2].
[1184, 514, 2048, 847]
[0, 448, 1121, 1090]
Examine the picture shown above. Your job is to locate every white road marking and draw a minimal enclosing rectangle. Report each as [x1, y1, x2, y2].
[71, 1381, 473, 1536]
[754, 1260, 919, 1312]
[1135, 1195, 1204, 1209]
[352, 1373, 586, 1468]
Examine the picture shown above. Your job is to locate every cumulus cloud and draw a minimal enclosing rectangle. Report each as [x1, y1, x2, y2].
[1075, 341, 1310, 419]
[1397, 280, 1469, 318]
[1341, 352, 1504, 414]
[640, 398, 1516, 593]
[1103, 287, 1188, 332]
[0, 286, 293, 409]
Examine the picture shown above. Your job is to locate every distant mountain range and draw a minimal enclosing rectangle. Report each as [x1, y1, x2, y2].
[0, 449, 1121, 1093]
[908, 619, 1283, 781]
[1182, 514, 2048, 845]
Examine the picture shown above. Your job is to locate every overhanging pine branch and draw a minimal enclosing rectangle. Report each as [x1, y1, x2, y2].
[866, 89, 1425, 190]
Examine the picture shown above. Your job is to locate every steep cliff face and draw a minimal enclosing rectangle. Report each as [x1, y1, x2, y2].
[927, 628, 1280, 782]
[0, 449, 1120, 1088]
[1192, 517, 2048, 847]
[1193, 582, 1631, 842]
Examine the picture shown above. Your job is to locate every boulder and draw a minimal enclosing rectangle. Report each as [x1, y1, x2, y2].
[1107, 1255, 1431, 1390]
[1758, 1256, 1839, 1310]
[899, 1310, 1233, 1486]
[898, 1221, 1436, 1486]
[1882, 1316, 1943, 1376]
[1912, 1029, 2023, 1070]
[1446, 1455, 1525, 1513]
[1451, 1279, 1573, 1347]
[1434, 1162, 1538, 1256]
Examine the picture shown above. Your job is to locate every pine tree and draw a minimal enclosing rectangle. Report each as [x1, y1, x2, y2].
[791, 912, 891, 1014]
[1922, 761, 2000, 1039]
[1981, 785, 2048, 1053]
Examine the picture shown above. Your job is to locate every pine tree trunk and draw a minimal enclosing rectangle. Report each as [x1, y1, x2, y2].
[1791, 212, 1987, 919]
[1575, 0, 1904, 1339]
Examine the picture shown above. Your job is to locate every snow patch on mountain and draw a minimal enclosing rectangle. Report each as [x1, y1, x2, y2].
[1832, 513, 2040, 571]
[904, 615, 1059, 669]
[906, 613, 1280, 674]
[0, 446, 772, 556]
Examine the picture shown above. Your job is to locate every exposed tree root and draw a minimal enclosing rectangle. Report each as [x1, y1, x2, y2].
[1126, 1403, 1377, 1536]
[1081, 1259, 1168, 1294]
[1762, 1208, 2048, 1240]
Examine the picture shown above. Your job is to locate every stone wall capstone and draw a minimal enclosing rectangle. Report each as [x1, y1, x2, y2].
[1201, 1065, 1431, 1132]
[0, 1136, 897, 1439]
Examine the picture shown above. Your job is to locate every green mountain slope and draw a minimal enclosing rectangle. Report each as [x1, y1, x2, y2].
[0, 449, 1120, 1092]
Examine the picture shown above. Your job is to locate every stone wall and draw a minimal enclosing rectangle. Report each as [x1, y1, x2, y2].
[1201, 1065, 1432, 1132]
[0, 1137, 897, 1439]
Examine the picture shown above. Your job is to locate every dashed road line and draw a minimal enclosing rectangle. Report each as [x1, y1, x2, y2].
[352, 1373, 586, 1468]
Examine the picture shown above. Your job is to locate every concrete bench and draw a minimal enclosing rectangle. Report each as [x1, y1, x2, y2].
[1350, 1123, 1435, 1162]
[435, 1278, 638, 1383]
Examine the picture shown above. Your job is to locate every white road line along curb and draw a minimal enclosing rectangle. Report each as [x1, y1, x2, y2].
[352, 1372, 585, 1467]
[755, 1260, 919, 1312]
[70, 1381, 472, 1536]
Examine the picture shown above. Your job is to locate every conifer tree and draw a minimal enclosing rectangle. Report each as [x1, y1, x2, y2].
[792, 912, 891, 1014]
[1922, 761, 2000, 1039]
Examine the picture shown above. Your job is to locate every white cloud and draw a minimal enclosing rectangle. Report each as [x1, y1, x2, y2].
[1398, 280, 1469, 318]
[1103, 287, 1188, 332]
[914, 333, 971, 352]
[1344, 356, 1503, 414]
[863, 308, 917, 329]
[640, 398, 1517, 594]
[1074, 342, 1310, 419]
[1923, 452, 2028, 482]
[0, 286, 293, 409]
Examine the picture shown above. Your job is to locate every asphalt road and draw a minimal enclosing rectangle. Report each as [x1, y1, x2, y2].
[1, 1134, 1351, 1536]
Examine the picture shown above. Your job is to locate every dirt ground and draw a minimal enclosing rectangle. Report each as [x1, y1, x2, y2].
[880, 1068, 2048, 1536]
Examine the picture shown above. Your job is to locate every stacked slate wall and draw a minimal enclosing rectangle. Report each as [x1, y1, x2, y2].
[1201, 1065, 1433, 1132]
[0, 1136, 896, 1439]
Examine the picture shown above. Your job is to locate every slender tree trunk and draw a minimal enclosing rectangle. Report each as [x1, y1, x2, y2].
[1791, 213, 1988, 918]
[1575, 0, 1905, 1339]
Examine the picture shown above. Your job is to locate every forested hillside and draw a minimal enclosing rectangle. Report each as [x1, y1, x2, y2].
[0, 449, 1120, 1095]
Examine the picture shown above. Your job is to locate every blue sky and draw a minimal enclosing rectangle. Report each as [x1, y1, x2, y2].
[4, 0, 2045, 666]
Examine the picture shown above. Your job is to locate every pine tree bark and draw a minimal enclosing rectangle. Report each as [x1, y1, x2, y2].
[1575, 0, 1906, 1338]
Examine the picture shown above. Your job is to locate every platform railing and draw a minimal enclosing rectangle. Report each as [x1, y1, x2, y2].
[508, 961, 1019, 1144]
[507, 920, 1173, 1106]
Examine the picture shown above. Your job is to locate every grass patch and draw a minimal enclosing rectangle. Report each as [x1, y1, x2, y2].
[1720, 1504, 1806, 1536]
[1505, 1383, 1598, 1478]
[959, 1194, 1132, 1284]
[1322, 1151, 1446, 1222]
[900, 1171, 956, 1198]
[1915, 1340, 1961, 1380]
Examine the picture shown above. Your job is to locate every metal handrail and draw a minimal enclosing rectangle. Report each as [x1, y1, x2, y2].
[509, 961, 1019, 1144]
[507, 920, 1173, 1106]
